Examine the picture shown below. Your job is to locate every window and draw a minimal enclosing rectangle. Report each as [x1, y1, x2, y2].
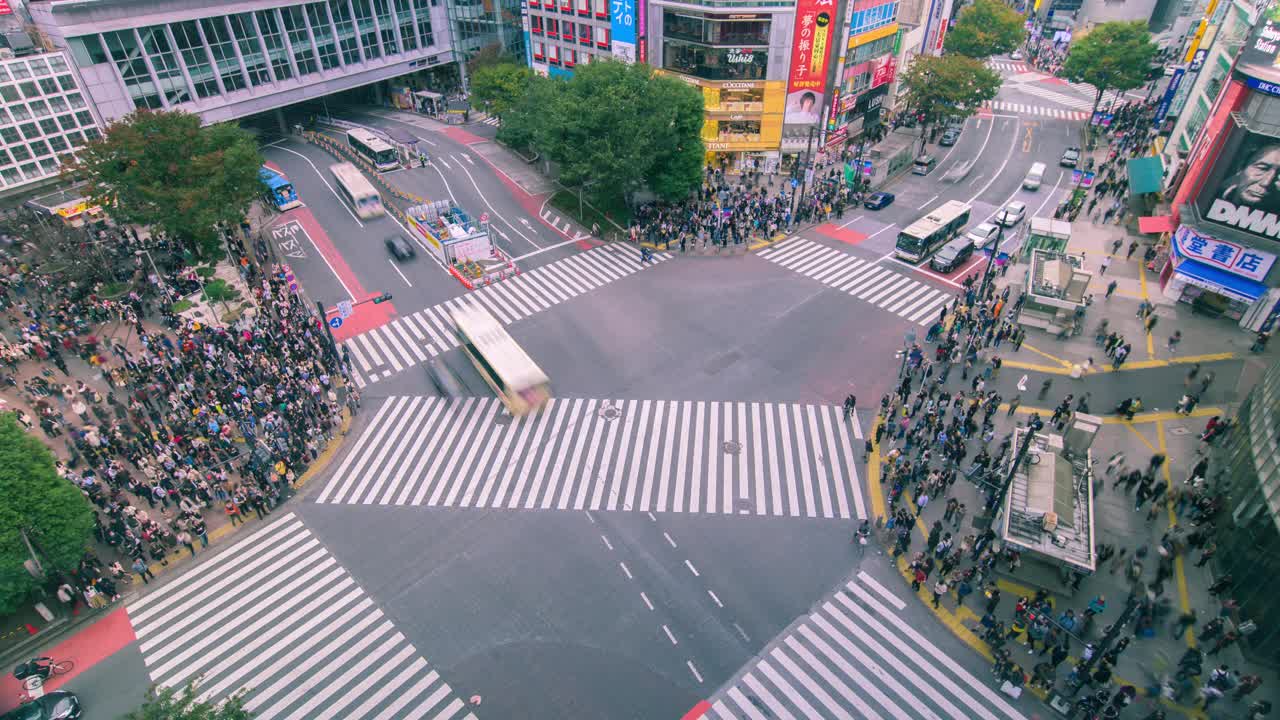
[28, 139, 49, 157]
[306, 3, 341, 70]
[663, 40, 766, 80]
[68, 93, 86, 108]
[0, 150, 10, 166]
[66, 131, 84, 147]
[531, 16, 542, 33]
[9, 63, 29, 80]
[76, 111, 95, 127]
[57, 114, 76, 130]
[228, 14, 271, 86]
[28, 59, 49, 76]
[84, 127, 101, 140]
[170, 21, 220, 98]
[563, 21, 574, 39]
[593, 0, 606, 17]
[28, 100, 48, 117]
[850, 36, 894, 64]
[37, 78, 58, 95]
[565, 49, 576, 66]
[38, 157, 59, 175]
[547, 18, 558, 37]
[352, 0, 381, 60]
[0, 168, 19, 186]
[49, 56, 68, 73]
[20, 162, 39, 180]
[48, 96, 67, 113]
[19, 81, 38, 99]
[57, 75, 77, 92]
[281, 7, 319, 75]
[533, 41, 544, 59]
[579, 23, 591, 44]
[256, 10, 294, 81]
[38, 118, 58, 135]
[548, 44, 559, 64]
[19, 122, 38, 140]
[11, 145, 30, 161]
[374, 0, 398, 55]
[8, 103, 28, 120]
[48, 135, 68, 152]
[201, 18, 248, 92]
[0, 86, 15, 103]
[577, 0, 589, 15]
[331, 0, 361, 65]
[395, 0, 419, 51]
[0, 67, 9, 83]
[413, 0, 434, 47]
[0, 126, 18, 144]
[67, 36, 108, 67]
[849, 1, 897, 36]
[103, 30, 164, 109]
[595, 26, 610, 47]
[0, 109, 10, 125]
[138, 26, 192, 105]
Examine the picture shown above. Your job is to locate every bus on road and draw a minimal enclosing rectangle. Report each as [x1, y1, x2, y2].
[329, 162, 385, 219]
[259, 166, 302, 211]
[895, 200, 972, 263]
[451, 303, 551, 415]
[347, 128, 399, 171]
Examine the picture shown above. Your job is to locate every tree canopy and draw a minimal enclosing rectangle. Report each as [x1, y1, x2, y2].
[944, 0, 1026, 59]
[498, 60, 705, 208]
[67, 110, 263, 259]
[126, 681, 251, 720]
[470, 62, 535, 118]
[900, 54, 1002, 133]
[0, 414, 94, 614]
[1060, 21, 1158, 112]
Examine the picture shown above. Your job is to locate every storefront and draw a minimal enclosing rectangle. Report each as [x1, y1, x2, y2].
[657, 72, 785, 171]
[1161, 225, 1275, 326]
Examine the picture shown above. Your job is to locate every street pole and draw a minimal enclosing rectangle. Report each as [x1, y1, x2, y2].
[980, 224, 1004, 297]
[897, 329, 917, 377]
[982, 415, 1043, 530]
[796, 126, 817, 217]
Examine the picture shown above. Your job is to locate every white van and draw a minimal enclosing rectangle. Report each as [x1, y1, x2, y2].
[1023, 162, 1046, 190]
[912, 155, 937, 176]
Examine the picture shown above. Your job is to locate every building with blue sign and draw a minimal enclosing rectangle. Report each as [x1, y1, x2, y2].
[522, 0, 630, 75]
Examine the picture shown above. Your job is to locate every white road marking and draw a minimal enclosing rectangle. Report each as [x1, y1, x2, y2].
[387, 259, 413, 287]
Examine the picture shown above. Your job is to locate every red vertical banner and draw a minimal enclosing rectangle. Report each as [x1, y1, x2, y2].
[0, 0, 13, 15]
[785, 0, 836, 125]
[637, 0, 647, 64]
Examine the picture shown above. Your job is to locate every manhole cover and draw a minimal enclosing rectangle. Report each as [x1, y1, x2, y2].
[598, 402, 622, 420]
[723, 440, 742, 455]
[1169, 427, 1190, 436]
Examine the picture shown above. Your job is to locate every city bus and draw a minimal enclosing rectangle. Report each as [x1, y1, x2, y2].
[329, 162, 385, 219]
[451, 303, 551, 415]
[259, 166, 301, 211]
[347, 128, 400, 171]
[894, 200, 973, 263]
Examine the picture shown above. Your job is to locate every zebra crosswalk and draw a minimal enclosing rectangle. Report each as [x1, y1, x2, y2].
[476, 115, 501, 127]
[987, 101, 1087, 121]
[316, 396, 867, 519]
[987, 60, 1029, 73]
[344, 244, 669, 387]
[704, 572, 1031, 720]
[126, 513, 475, 720]
[758, 238, 951, 326]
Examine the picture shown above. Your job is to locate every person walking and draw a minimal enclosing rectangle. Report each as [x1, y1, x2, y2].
[131, 557, 154, 585]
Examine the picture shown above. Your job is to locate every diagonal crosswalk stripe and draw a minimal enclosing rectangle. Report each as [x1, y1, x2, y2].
[126, 513, 476, 720]
[705, 573, 1032, 720]
[343, 244, 669, 386]
[316, 396, 866, 519]
[760, 239, 951, 325]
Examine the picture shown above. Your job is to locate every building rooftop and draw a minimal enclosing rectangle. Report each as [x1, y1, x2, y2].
[1028, 249, 1091, 303]
[999, 427, 1096, 573]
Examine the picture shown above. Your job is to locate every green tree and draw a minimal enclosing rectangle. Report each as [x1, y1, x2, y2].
[0, 414, 94, 614]
[67, 110, 263, 259]
[944, 0, 1026, 59]
[127, 681, 251, 720]
[501, 60, 704, 208]
[899, 54, 1002, 151]
[470, 62, 535, 118]
[1060, 21, 1157, 118]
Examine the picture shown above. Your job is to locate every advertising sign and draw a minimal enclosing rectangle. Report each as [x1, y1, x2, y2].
[1091, 112, 1114, 127]
[1174, 226, 1276, 282]
[0, 0, 11, 15]
[637, 0, 647, 64]
[1237, 5, 1280, 84]
[1151, 67, 1185, 127]
[785, 0, 836, 125]
[611, 0, 636, 62]
[870, 55, 896, 88]
[1243, 75, 1280, 98]
[1196, 128, 1280, 242]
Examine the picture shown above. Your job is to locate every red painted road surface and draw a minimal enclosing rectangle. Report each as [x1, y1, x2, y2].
[0, 608, 136, 713]
[815, 223, 869, 245]
[681, 700, 712, 720]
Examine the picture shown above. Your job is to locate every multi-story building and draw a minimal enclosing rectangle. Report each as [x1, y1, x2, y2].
[0, 47, 105, 198]
[823, 0, 897, 156]
[1208, 358, 1280, 664]
[451, 0, 524, 71]
[26, 0, 455, 127]
[1162, 9, 1280, 331]
[521, 0, 626, 75]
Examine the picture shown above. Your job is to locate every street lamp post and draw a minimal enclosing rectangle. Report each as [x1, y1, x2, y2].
[979, 224, 1005, 298]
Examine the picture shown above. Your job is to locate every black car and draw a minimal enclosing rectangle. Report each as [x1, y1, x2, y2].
[929, 237, 974, 273]
[863, 192, 895, 210]
[1060, 147, 1081, 168]
[385, 234, 416, 261]
[939, 128, 961, 146]
[1, 691, 83, 720]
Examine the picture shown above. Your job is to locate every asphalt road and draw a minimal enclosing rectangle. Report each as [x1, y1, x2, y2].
[62, 58, 1113, 720]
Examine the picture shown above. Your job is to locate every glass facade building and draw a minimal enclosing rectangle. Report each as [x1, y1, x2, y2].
[0, 50, 103, 195]
[1210, 358, 1280, 664]
[29, 0, 452, 125]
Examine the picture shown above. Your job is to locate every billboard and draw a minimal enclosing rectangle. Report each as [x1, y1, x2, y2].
[870, 55, 895, 88]
[611, 0, 636, 62]
[0, 0, 11, 15]
[785, 0, 836, 125]
[1237, 5, 1280, 84]
[1196, 127, 1280, 241]
[1174, 226, 1276, 282]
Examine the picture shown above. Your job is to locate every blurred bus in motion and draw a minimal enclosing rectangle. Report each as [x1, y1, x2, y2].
[451, 303, 551, 415]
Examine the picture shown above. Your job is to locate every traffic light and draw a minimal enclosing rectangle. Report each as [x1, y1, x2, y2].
[373, 292, 393, 304]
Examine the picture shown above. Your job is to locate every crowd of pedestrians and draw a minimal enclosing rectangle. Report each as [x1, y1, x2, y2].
[0, 214, 355, 604]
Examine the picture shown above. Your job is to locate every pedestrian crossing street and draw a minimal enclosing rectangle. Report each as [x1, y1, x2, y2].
[986, 101, 1087, 121]
[478, 115, 501, 127]
[704, 571, 1031, 720]
[316, 395, 867, 519]
[127, 513, 476, 720]
[344, 244, 670, 387]
[757, 238, 951, 326]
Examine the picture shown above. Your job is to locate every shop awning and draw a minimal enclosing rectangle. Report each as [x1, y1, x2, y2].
[1175, 255, 1268, 303]
[1138, 215, 1175, 234]
[1126, 156, 1165, 195]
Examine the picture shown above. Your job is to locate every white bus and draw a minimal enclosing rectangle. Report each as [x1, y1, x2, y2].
[451, 303, 551, 415]
[895, 200, 973, 263]
[329, 162, 385, 219]
[347, 128, 400, 171]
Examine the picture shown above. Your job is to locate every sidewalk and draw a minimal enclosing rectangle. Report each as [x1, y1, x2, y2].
[863, 219, 1278, 717]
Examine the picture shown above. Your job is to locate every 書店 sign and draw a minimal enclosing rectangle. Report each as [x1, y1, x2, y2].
[1174, 226, 1276, 282]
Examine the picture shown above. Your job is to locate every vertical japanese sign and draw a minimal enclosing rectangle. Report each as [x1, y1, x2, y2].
[520, 0, 534, 67]
[785, 0, 836, 125]
[637, 0, 647, 64]
[1152, 67, 1185, 127]
[611, 0, 637, 62]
